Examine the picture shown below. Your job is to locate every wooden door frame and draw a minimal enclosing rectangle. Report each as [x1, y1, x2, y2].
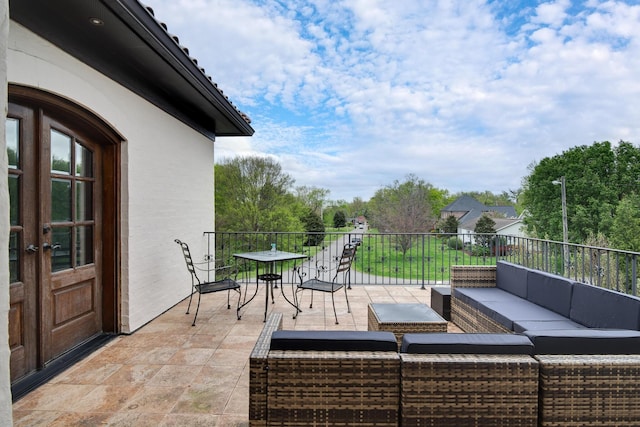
[9, 84, 122, 334]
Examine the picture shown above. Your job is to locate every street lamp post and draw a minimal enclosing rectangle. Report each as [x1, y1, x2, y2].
[552, 176, 569, 272]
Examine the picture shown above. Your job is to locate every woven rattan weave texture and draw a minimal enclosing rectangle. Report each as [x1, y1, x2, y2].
[401, 353, 539, 426]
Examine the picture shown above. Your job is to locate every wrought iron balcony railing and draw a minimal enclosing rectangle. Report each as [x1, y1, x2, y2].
[203, 231, 639, 296]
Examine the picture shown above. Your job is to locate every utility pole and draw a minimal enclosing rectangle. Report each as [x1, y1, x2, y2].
[552, 176, 569, 272]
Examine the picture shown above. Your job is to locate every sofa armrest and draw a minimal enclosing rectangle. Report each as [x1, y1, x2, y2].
[450, 266, 498, 332]
[249, 312, 283, 427]
[451, 265, 497, 289]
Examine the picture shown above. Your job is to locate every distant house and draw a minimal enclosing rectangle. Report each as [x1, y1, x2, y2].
[441, 195, 517, 223]
[1, 0, 254, 407]
[441, 195, 524, 243]
[459, 216, 526, 245]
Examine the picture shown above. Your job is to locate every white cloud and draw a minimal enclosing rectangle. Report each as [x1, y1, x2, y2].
[145, 0, 640, 201]
[532, 0, 571, 28]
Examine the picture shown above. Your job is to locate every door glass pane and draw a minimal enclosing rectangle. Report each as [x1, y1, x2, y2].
[76, 226, 93, 266]
[6, 118, 18, 168]
[8, 175, 19, 226]
[75, 181, 93, 221]
[52, 179, 72, 222]
[51, 227, 72, 272]
[75, 143, 93, 177]
[9, 232, 19, 283]
[51, 129, 71, 174]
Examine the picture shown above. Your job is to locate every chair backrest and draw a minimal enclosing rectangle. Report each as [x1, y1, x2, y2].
[335, 244, 357, 275]
[175, 239, 201, 284]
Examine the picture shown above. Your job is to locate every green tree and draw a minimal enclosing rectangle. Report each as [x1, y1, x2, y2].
[610, 193, 640, 251]
[295, 186, 330, 215]
[427, 188, 451, 218]
[521, 141, 631, 243]
[368, 174, 437, 255]
[459, 191, 512, 208]
[333, 211, 347, 228]
[349, 197, 369, 222]
[215, 156, 300, 232]
[302, 209, 325, 246]
[440, 215, 459, 234]
[614, 142, 640, 200]
[474, 214, 496, 248]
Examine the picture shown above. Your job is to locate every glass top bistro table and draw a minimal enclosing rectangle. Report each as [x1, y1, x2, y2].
[234, 250, 308, 321]
[368, 303, 448, 347]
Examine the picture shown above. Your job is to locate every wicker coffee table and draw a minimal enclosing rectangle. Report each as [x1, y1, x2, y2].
[368, 303, 448, 346]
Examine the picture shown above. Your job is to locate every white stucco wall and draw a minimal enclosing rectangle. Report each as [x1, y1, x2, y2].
[8, 22, 215, 332]
[1, 0, 13, 422]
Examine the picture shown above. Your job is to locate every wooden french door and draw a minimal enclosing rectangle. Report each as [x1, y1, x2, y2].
[7, 92, 117, 383]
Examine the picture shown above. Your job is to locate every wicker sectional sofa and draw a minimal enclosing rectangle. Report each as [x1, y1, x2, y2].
[250, 261, 640, 427]
[451, 262, 640, 426]
[249, 312, 540, 427]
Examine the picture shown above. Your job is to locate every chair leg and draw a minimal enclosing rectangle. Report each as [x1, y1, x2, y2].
[226, 289, 231, 309]
[292, 288, 302, 319]
[344, 285, 351, 314]
[192, 292, 202, 326]
[331, 292, 339, 324]
[186, 289, 195, 314]
[235, 288, 242, 320]
[309, 290, 314, 309]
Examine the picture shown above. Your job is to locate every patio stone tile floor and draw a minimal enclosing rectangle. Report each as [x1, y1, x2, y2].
[12, 285, 461, 426]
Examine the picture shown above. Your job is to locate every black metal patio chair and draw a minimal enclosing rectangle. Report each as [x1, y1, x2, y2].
[294, 243, 357, 324]
[175, 239, 241, 326]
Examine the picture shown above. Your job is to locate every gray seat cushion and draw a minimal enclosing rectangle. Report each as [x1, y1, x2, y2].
[401, 333, 534, 355]
[454, 287, 521, 314]
[524, 329, 640, 354]
[526, 270, 574, 317]
[570, 283, 640, 330]
[270, 330, 398, 352]
[513, 319, 585, 334]
[496, 261, 528, 298]
[478, 298, 568, 331]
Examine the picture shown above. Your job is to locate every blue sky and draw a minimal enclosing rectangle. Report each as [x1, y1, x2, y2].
[143, 0, 640, 202]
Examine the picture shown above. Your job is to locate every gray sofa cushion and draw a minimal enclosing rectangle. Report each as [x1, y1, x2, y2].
[453, 287, 518, 310]
[401, 333, 534, 355]
[570, 283, 640, 330]
[479, 298, 568, 331]
[496, 261, 528, 298]
[524, 329, 640, 354]
[513, 319, 585, 334]
[270, 330, 398, 352]
[527, 270, 574, 317]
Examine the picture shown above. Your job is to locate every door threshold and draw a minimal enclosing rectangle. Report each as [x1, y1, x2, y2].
[11, 333, 116, 402]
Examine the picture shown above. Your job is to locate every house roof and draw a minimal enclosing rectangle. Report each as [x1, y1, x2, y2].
[442, 195, 517, 222]
[10, 0, 254, 140]
[485, 206, 517, 218]
[442, 195, 487, 214]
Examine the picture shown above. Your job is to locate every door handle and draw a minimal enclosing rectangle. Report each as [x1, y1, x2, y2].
[43, 242, 62, 251]
[25, 244, 39, 253]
